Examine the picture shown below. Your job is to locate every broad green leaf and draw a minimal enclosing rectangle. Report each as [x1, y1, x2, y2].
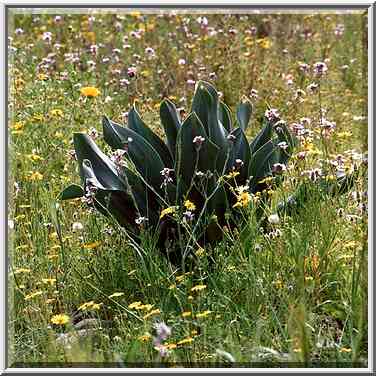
[207, 178, 228, 219]
[59, 184, 84, 200]
[192, 81, 228, 151]
[249, 118, 273, 154]
[78, 158, 138, 227]
[160, 98, 181, 159]
[227, 127, 252, 184]
[94, 189, 140, 231]
[73, 133, 127, 192]
[236, 100, 253, 131]
[175, 112, 219, 189]
[103, 116, 166, 193]
[128, 105, 173, 168]
[248, 140, 280, 192]
[218, 101, 232, 132]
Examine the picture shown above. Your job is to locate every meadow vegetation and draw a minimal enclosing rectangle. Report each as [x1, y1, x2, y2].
[8, 10, 368, 367]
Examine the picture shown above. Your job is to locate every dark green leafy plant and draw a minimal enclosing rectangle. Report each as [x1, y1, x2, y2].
[61, 81, 297, 263]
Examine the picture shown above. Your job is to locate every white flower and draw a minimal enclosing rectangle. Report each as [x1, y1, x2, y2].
[145, 47, 155, 55]
[135, 216, 149, 225]
[268, 214, 280, 225]
[197, 16, 208, 27]
[313, 61, 328, 76]
[42, 31, 52, 42]
[72, 222, 84, 231]
[8, 219, 14, 230]
[272, 163, 287, 174]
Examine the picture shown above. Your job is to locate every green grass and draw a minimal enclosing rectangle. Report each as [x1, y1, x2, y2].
[8, 10, 368, 367]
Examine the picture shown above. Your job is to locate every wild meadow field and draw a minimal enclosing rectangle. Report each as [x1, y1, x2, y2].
[8, 9, 368, 367]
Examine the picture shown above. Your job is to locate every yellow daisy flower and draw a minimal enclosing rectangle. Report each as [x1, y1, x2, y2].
[51, 313, 70, 325]
[80, 86, 100, 98]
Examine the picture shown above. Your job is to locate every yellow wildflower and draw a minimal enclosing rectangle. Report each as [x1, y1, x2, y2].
[177, 337, 194, 345]
[24, 291, 43, 300]
[143, 308, 161, 319]
[339, 347, 352, 353]
[160, 206, 176, 219]
[196, 310, 212, 319]
[108, 292, 125, 299]
[138, 334, 152, 342]
[344, 241, 359, 249]
[49, 232, 58, 240]
[16, 245, 28, 250]
[195, 247, 205, 257]
[190, 284, 207, 292]
[225, 171, 240, 179]
[182, 311, 192, 318]
[141, 70, 151, 78]
[267, 189, 274, 197]
[37, 73, 48, 81]
[27, 154, 44, 162]
[91, 303, 102, 310]
[15, 78, 25, 89]
[32, 113, 44, 122]
[84, 31, 96, 44]
[184, 200, 196, 211]
[51, 313, 70, 325]
[80, 86, 100, 98]
[42, 278, 56, 286]
[146, 22, 155, 31]
[258, 176, 274, 185]
[138, 304, 153, 311]
[78, 301, 102, 311]
[13, 268, 31, 274]
[233, 191, 251, 208]
[244, 36, 254, 46]
[165, 343, 177, 350]
[128, 301, 142, 309]
[50, 109, 64, 117]
[337, 131, 352, 138]
[78, 301, 94, 311]
[176, 275, 185, 283]
[257, 38, 272, 49]
[29, 171, 43, 181]
[12, 121, 24, 131]
[82, 241, 101, 249]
